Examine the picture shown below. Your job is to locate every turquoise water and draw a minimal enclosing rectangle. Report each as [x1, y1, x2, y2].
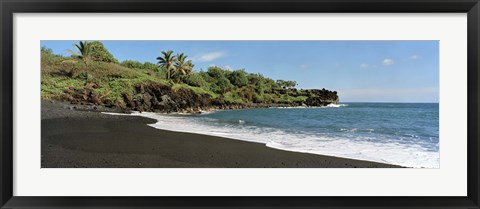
[119, 103, 439, 168]
[194, 103, 439, 167]
[197, 103, 439, 152]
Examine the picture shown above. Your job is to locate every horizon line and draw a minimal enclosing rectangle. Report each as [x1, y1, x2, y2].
[341, 101, 439, 103]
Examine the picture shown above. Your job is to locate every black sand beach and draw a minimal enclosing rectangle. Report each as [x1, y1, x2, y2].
[41, 101, 401, 168]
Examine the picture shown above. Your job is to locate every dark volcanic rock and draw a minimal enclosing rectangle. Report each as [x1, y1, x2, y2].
[56, 82, 339, 114]
[304, 89, 339, 106]
[121, 83, 214, 113]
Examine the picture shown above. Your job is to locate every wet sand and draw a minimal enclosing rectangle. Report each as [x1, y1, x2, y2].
[41, 100, 401, 168]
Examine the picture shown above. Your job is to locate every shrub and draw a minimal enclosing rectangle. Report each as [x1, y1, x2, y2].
[89, 41, 119, 63]
[237, 86, 256, 102]
[275, 95, 307, 104]
[143, 62, 158, 71]
[120, 60, 144, 69]
[223, 92, 244, 104]
[252, 93, 264, 103]
[77, 71, 94, 81]
[182, 73, 207, 87]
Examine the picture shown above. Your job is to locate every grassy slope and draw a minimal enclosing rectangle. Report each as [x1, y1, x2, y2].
[42, 53, 171, 105]
[41, 52, 311, 107]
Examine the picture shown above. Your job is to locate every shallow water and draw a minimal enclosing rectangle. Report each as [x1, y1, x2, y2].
[108, 103, 439, 168]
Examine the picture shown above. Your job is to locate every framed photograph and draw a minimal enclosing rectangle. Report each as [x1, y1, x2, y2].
[1, 0, 479, 208]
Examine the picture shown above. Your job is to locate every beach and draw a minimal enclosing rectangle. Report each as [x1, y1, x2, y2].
[41, 100, 401, 168]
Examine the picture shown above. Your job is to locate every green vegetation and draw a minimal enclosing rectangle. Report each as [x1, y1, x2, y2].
[88, 41, 119, 63]
[156, 50, 177, 80]
[65, 41, 92, 67]
[41, 41, 337, 111]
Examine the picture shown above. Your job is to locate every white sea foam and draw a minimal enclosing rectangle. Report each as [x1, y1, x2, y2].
[269, 106, 306, 109]
[102, 111, 439, 168]
[325, 103, 348, 108]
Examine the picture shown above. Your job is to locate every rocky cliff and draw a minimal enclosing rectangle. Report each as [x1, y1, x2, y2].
[60, 83, 339, 114]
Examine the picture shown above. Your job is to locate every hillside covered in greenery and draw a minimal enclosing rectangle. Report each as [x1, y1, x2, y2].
[41, 41, 339, 113]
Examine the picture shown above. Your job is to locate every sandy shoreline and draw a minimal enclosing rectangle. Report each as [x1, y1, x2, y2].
[41, 100, 401, 168]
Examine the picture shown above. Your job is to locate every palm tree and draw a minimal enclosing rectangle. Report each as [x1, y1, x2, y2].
[66, 41, 91, 67]
[157, 50, 177, 80]
[185, 60, 194, 75]
[174, 53, 194, 76]
[66, 41, 93, 84]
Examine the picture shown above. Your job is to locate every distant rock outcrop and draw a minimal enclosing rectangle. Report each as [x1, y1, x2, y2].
[304, 89, 339, 106]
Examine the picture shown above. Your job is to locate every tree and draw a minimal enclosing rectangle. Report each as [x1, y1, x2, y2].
[66, 41, 118, 65]
[65, 41, 94, 84]
[227, 69, 248, 88]
[88, 41, 118, 63]
[263, 78, 279, 93]
[207, 66, 225, 78]
[212, 77, 234, 94]
[41, 46, 53, 54]
[174, 53, 194, 76]
[276, 79, 297, 89]
[205, 66, 234, 94]
[185, 61, 194, 74]
[66, 41, 92, 67]
[157, 50, 177, 80]
[247, 73, 268, 94]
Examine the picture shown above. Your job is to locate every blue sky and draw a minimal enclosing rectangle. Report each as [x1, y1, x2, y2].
[41, 40, 439, 103]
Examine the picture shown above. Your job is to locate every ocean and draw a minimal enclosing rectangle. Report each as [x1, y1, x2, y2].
[119, 103, 439, 168]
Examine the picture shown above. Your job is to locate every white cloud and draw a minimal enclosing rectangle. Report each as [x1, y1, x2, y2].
[382, 58, 394, 66]
[409, 55, 421, 60]
[224, 65, 233, 71]
[193, 51, 227, 62]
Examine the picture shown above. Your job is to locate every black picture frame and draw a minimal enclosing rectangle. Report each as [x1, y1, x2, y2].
[1, 0, 479, 208]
